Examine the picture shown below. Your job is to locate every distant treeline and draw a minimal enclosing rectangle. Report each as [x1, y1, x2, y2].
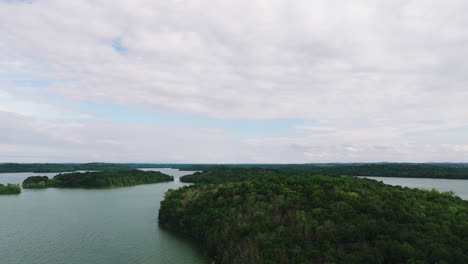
[178, 164, 468, 179]
[160, 171, 468, 263]
[3, 162, 468, 179]
[0, 162, 200, 173]
[174, 162, 468, 170]
[0, 183, 21, 194]
[22, 169, 173, 189]
[0, 163, 132, 173]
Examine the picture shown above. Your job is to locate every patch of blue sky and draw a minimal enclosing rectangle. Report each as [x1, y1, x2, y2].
[0, 72, 24, 80]
[80, 101, 307, 139]
[3, 72, 79, 91]
[11, 79, 52, 89]
[4, 73, 310, 138]
[111, 37, 127, 54]
[206, 118, 306, 139]
[446, 125, 468, 133]
[403, 124, 468, 144]
[82, 101, 201, 126]
[1, 72, 53, 90]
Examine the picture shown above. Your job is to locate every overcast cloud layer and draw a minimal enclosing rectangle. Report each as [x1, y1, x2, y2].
[1, 0, 468, 163]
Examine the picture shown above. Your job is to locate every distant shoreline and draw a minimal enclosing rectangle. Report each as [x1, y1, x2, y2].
[1, 163, 468, 179]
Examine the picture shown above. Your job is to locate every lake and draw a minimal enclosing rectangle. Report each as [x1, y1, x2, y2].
[358, 176, 468, 200]
[2, 171, 467, 264]
[0, 168, 210, 264]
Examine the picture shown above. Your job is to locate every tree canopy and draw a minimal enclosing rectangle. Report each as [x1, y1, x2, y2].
[0, 183, 21, 194]
[22, 176, 50, 188]
[178, 164, 468, 179]
[22, 169, 173, 188]
[0, 162, 132, 173]
[4, 163, 468, 179]
[160, 173, 468, 263]
[180, 168, 282, 183]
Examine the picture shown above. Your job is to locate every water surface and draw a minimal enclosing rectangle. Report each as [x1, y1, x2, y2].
[0, 168, 210, 264]
[359, 176, 468, 200]
[3, 170, 467, 264]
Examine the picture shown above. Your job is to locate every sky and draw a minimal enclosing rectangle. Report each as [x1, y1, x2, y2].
[1, 0, 468, 163]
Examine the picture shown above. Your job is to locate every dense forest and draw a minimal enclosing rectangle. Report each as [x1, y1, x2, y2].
[301, 164, 468, 179]
[22, 176, 51, 188]
[22, 170, 173, 188]
[180, 166, 468, 184]
[160, 172, 468, 263]
[0, 183, 21, 194]
[178, 164, 468, 179]
[180, 168, 282, 183]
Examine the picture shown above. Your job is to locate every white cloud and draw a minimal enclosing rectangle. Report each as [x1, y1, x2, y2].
[1, 0, 468, 162]
[0, 110, 254, 163]
[0, 82, 90, 121]
[1, 0, 467, 120]
[452, 145, 468, 153]
[1, 109, 468, 163]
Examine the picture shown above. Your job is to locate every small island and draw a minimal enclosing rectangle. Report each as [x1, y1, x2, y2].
[160, 169, 468, 263]
[0, 183, 21, 194]
[23, 169, 173, 189]
[22, 176, 50, 188]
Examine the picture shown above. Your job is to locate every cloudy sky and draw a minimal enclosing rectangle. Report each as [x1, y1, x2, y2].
[1, 0, 468, 163]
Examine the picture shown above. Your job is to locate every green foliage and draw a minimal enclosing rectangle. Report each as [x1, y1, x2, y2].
[301, 164, 468, 179]
[0, 162, 132, 173]
[4, 163, 468, 179]
[0, 183, 21, 194]
[179, 164, 468, 179]
[22, 176, 50, 188]
[22, 170, 173, 189]
[159, 173, 468, 264]
[180, 168, 283, 183]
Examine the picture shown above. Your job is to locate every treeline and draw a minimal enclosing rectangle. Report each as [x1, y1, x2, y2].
[0, 162, 131, 173]
[22, 170, 173, 189]
[180, 168, 282, 183]
[4, 162, 468, 179]
[304, 164, 468, 179]
[0, 162, 203, 173]
[159, 172, 468, 263]
[178, 163, 468, 179]
[0, 183, 21, 194]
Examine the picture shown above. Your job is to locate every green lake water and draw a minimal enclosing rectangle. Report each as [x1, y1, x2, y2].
[0, 168, 210, 264]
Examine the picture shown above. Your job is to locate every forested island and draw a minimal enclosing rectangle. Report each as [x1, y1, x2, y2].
[0, 183, 21, 194]
[160, 169, 468, 263]
[22, 170, 173, 188]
